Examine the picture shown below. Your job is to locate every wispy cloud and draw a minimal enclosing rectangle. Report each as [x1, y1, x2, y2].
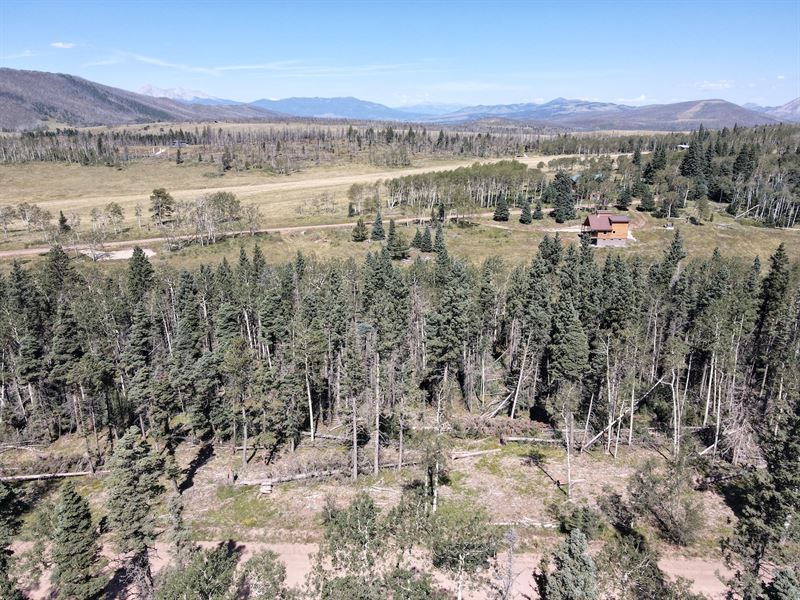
[85, 51, 433, 78]
[0, 49, 34, 60]
[696, 80, 734, 90]
[777, 74, 786, 80]
[51, 41, 77, 49]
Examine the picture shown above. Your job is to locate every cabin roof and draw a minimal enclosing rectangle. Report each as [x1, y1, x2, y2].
[584, 212, 630, 232]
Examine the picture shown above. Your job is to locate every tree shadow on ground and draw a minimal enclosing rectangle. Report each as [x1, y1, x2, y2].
[179, 442, 215, 493]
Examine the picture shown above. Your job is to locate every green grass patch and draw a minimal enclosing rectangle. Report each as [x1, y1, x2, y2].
[199, 485, 280, 534]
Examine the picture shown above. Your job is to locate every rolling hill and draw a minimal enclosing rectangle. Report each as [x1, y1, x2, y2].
[0, 68, 791, 131]
[766, 97, 800, 122]
[443, 98, 777, 130]
[248, 96, 425, 121]
[0, 69, 280, 130]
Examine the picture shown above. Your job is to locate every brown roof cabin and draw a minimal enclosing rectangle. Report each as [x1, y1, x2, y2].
[582, 210, 630, 247]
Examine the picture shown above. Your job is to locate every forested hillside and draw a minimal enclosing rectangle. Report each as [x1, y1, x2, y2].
[0, 218, 798, 597]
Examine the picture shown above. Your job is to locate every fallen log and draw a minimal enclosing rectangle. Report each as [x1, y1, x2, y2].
[503, 437, 561, 444]
[300, 432, 350, 442]
[0, 470, 108, 482]
[450, 448, 501, 460]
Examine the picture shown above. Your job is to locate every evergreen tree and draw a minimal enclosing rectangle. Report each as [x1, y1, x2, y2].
[547, 299, 589, 384]
[105, 427, 164, 597]
[371, 211, 385, 241]
[493, 196, 510, 222]
[0, 482, 23, 600]
[128, 247, 154, 303]
[533, 199, 544, 220]
[411, 228, 422, 249]
[433, 223, 446, 254]
[149, 188, 175, 227]
[651, 146, 668, 170]
[637, 185, 656, 212]
[352, 218, 368, 242]
[51, 482, 105, 599]
[420, 226, 433, 253]
[632, 147, 642, 166]
[726, 407, 800, 599]
[386, 220, 409, 260]
[58, 210, 71, 234]
[616, 187, 632, 211]
[548, 173, 577, 223]
[537, 529, 597, 600]
[166, 493, 195, 567]
[49, 303, 83, 385]
[519, 199, 532, 224]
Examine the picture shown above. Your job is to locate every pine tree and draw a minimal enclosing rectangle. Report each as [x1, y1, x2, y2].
[537, 529, 597, 600]
[637, 185, 656, 212]
[352, 218, 368, 242]
[632, 147, 642, 166]
[679, 140, 703, 177]
[166, 493, 195, 567]
[51, 482, 105, 599]
[549, 173, 577, 223]
[386, 220, 409, 260]
[0, 482, 23, 600]
[616, 187, 632, 211]
[58, 210, 71, 234]
[493, 196, 510, 222]
[420, 226, 433, 252]
[519, 200, 532, 224]
[533, 199, 544, 220]
[106, 427, 164, 597]
[411, 228, 422, 249]
[433, 223, 446, 254]
[371, 211, 385, 241]
[547, 299, 589, 384]
[128, 247, 154, 304]
[49, 302, 83, 385]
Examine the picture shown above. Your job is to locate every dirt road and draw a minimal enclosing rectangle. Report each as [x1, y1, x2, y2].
[18, 539, 729, 599]
[0, 212, 516, 260]
[25, 154, 568, 210]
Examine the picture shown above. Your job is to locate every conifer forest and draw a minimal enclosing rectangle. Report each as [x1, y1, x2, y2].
[0, 190, 798, 597]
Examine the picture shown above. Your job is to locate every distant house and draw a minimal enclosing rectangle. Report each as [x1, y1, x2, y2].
[582, 210, 631, 247]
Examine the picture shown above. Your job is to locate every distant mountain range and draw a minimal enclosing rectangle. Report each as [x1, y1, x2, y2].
[248, 96, 427, 121]
[1, 68, 798, 131]
[130, 84, 800, 130]
[0, 69, 280, 130]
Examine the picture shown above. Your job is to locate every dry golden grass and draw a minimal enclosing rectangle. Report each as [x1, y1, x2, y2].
[1, 154, 796, 270]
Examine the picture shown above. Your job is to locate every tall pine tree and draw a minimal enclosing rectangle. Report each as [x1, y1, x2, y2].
[51, 482, 105, 599]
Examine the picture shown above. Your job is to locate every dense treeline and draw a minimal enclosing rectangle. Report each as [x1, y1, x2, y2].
[0, 123, 535, 171]
[381, 124, 800, 227]
[0, 224, 798, 596]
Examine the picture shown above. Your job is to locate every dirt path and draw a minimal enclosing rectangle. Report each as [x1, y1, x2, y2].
[25, 154, 576, 210]
[0, 204, 650, 260]
[0, 213, 496, 260]
[18, 539, 728, 599]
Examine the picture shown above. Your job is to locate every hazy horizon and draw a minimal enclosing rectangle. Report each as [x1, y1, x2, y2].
[1, 0, 798, 108]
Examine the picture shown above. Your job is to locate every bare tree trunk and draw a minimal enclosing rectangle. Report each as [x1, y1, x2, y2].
[510, 336, 531, 419]
[351, 395, 358, 481]
[374, 352, 380, 476]
[241, 406, 248, 471]
[305, 356, 315, 441]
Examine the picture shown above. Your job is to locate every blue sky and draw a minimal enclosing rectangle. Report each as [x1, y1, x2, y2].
[1, 0, 798, 107]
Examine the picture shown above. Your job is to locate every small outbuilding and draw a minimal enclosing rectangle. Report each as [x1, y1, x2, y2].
[582, 210, 631, 247]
